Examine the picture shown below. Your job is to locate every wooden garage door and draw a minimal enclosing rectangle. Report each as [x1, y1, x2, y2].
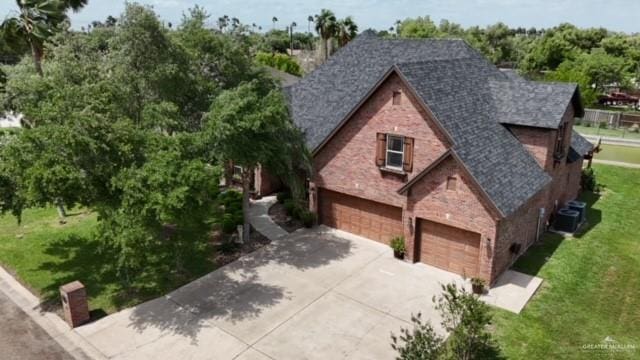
[319, 188, 403, 244]
[418, 219, 480, 277]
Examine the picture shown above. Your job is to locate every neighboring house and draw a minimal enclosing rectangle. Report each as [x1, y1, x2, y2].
[285, 31, 594, 284]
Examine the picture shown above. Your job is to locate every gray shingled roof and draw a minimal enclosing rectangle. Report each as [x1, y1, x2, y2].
[571, 130, 594, 155]
[490, 80, 582, 128]
[287, 32, 476, 150]
[287, 33, 585, 216]
[396, 60, 550, 216]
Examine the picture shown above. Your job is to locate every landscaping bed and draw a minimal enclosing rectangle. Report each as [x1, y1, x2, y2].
[268, 202, 304, 233]
[211, 226, 271, 266]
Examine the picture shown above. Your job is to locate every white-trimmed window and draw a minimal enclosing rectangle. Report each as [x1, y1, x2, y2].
[386, 134, 404, 169]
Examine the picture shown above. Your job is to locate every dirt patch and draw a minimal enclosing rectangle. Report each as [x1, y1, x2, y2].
[268, 202, 304, 233]
[212, 226, 272, 267]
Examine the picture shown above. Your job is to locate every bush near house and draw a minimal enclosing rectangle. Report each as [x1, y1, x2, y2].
[282, 197, 316, 228]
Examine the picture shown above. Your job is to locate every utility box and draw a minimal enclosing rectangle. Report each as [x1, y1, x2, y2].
[60, 281, 90, 328]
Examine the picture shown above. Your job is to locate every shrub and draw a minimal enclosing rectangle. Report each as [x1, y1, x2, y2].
[598, 121, 608, 129]
[390, 236, 406, 254]
[276, 191, 291, 203]
[218, 240, 240, 254]
[299, 210, 317, 228]
[219, 190, 242, 207]
[391, 313, 443, 360]
[581, 168, 597, 192]
[391, 283, 499, 360]
[255, 51, 303, 76]
[221, 213, 238, 234]
[435, 284, 498, 359]
[584, 121, 592, 127]
[574, 119, 582, 126]
[283, 199, 296, 215]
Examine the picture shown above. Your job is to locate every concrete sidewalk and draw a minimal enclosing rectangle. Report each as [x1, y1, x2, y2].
[0, 267, 105, 360]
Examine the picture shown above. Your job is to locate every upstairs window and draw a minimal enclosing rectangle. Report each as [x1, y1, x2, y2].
[375, 133, 414, 172]
[554, 122, 568, 160]
[392, 91, 402, 105]
[386, 135, 404, 169]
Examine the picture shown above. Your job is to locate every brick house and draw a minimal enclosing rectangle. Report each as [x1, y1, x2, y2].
[285, 31, 594, 284]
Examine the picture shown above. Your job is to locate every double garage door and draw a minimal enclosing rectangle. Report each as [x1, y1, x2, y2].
[318, 188, 480, 277]
[318, 189, 403, 245]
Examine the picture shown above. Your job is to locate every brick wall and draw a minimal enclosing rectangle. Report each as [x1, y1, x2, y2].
[313, 73, 450, 208]
[493, 187, 548, 280]
[406, 156, 498, 282]
[509, 125, 555, 170]
[310, 71, 585, 285]
[255, 165, 282, 196]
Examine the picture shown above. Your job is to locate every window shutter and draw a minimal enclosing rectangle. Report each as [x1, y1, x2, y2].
[376, 133, 386, 166]
[403, 137, 414, 172]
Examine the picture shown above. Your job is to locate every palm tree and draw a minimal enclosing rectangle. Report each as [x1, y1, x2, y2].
[336, 16, 358, 47]
[217, 15, 229, 31]
[289, 21, 297, 55]
[1, 0, 89, 76]
[314, 9, 337, 61]
[272, 16, 278, 30]
[307, 15, 313, 33]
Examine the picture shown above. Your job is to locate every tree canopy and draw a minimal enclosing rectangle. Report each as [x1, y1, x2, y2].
[0, 3, 309, 287]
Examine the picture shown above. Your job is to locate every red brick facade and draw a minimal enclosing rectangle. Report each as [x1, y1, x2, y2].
[309, 71, 585, 284]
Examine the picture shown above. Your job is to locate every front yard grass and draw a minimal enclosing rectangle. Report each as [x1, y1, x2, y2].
[0, 208, 219, 315]
[492, 164, 640, 359]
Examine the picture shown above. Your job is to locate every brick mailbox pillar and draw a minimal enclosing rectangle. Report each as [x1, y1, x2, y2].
[60, 281, 90, 328]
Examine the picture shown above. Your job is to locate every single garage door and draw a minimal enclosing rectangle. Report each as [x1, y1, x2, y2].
[319, 188, 403, 244]
[418, 219, 480, 277]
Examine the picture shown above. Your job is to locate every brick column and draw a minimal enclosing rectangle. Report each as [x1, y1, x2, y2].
[60, 281, 90, 328]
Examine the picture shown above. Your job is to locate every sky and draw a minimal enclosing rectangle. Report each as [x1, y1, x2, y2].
[1, 0, 639, 34]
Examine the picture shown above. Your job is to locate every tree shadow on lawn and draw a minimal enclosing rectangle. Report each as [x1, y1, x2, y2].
[36, 234, 118, 319]
[36, 233, 218, 320]
[125, 228, 354, 343]
[512, 190, 602, 277]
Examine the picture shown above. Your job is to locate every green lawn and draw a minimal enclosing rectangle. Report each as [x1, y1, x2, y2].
[574, 125, 640, 140]
[0, 207, 218, 315]
[493, 165, 640, 359]
[595, 144, 640, 164]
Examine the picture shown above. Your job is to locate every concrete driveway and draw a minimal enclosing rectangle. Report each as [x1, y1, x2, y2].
[75, 226, 467, 359]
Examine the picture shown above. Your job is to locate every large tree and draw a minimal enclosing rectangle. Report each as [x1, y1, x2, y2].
[205, 77, 306, 241]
